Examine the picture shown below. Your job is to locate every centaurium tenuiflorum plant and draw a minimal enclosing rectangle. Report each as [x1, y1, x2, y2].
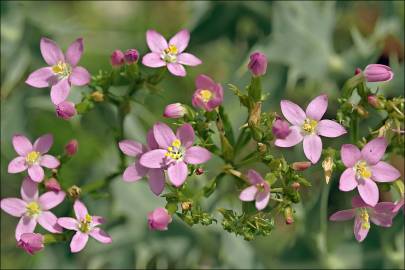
[2, 29, 403, 255]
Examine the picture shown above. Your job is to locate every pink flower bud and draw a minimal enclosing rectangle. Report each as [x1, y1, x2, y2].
[195, 168, 204, 175]
[163, 103, 186, 118]
[65, 139, 78, 156]
[110, 50, 125, 67]
[292, 161, 312, 171]
[124, 49, 139, 64]
[56, 101, 76, 120]
[248, 52, 268, 77]
[291, 182, 300, 190]
[354, 67, 362, 75]
[364, 64, 394, 82]
[367, 95, 382, 109]
[272, 119, 291, 139]
[148, 207, 172, 231]
[284, 207, 294, 225]
[45, 178, 62, 192]
[17, 233, 44, 255]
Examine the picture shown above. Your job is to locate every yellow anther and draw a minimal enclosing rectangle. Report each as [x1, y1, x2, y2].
[355, 161, 372, 179]
[359, 208, 370, 230]
[52, 61, 71, 77]
[26, 202, 41, 216]
[165, 44, 178, 55]
[199, 89, 213, 103]
[26, 151, 40, 165]
[85, 214, 92, 223]
[302, 118, 318, 134]
[172, 139, 181, 148]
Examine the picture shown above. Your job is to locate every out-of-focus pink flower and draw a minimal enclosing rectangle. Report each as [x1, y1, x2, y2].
[275, 94, 347, 164]
[25, 38, 90, 105]
[364, 64, 394, 82]
[0, 177, 65, 240]
[124, 49, 139, 64]
[17, 233, 44, 255]
[248, 52, 268, 77]
[45, 178, 62, 192]
[142, 29, 202, 77]
[55, 101, 76, 120]
[163, 103, 186, 119]
[140, 123, 211, 187]
[272, 118, 291, 139]
[239, 170, 270, 211]
[330, 196, 397, 242]
[110, 50, 125, 67]
[8, 134, 60, 182]
[339, 137, 401, 206]
[192, 74, 223, 112]
[58, 200, 111, 253]
[148, 207, 172, 231]
[65, 139, 78, 156]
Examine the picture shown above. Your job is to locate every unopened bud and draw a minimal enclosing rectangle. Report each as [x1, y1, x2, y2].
[367, 95, 383, 109]
[65, 139, 78, 156]
[110, 50, 125, 67]
[181, 201, 192, 211]
[272, 119, 291, 139]
[91, 91, 104, 102]
[284, 207, 294, 225]
[257, 143, 267, 154]
[163, 103, 186, 119]
[322, 156, 334, 184]
[55, 101, 76, 120]
[248, 51, 268, 77]
[291, 182, 300, 190]
[44, 178, 62, 192]
[195, 168, 204, 175]
[124, 49, 139, 64]
[354, 67, 362, 75]
[356, 105, 369, 118]
[292, 161, 312, 171]
[67, 185, 81, 199]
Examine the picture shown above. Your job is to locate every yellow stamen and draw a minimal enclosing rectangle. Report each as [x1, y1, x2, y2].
[165, 139, 184, 160]
[165, 44, 178, 55]
[172, 139, 181, 148]
[359, 208, 370, 230]
[26, 202, 41, 216]
[51, 61, 71, 78]
[302, 118, 318, 134]
[79, 214, 93, 233]
[199, 89, 213, 103]
[355, 161, 372, 179]
[26, 151, 40, 165]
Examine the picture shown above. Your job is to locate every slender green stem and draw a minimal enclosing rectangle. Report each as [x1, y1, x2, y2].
[350, 114, 359, 143]
[319, 181, 331, 265]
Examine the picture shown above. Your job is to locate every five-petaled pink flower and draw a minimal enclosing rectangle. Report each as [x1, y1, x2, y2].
[339, 137, 401, 206]
[8, 134, 60, 182]
[275, 94, 347, 164]
[148, 207, 172, 231]
[192, 74, 224, 112]
[119, 128, 165, 195]
[140, 123, 211, 187]
[0, 177, 65, 240]
[330, 196, 397, 242]
[142, 29, 202, 77]
[17, 233, 44, 255]
[58, 200, 112, 253]
[239, 170, 271, 211]
[25, 37, 91, 105]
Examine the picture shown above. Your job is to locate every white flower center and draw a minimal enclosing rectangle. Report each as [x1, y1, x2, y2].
[161, 45, 178, 63]
[52, 61, 72, 79]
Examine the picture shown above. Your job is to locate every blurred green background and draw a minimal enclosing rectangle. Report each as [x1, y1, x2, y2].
[1, 1, 404, 269]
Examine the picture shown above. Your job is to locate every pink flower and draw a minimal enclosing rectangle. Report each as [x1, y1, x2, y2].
[272, 118, 291, 139]
[110, 50, 125, 67]
[192, 74, 223, 112]
[248, 52, 268, 77]
[55, 101, 76, 120]
[339, 137, 401, 206]
[330, 196, 397, 242]
[124, 49, 139, 64]
[58, 200, 112, 253]
[0, 177, 65, 240]
[25, 38, 90, 105]
[239, 170, 270, 211]
[8, 134, 60, 182]
[65, 139, 78, 156]
[163, 103, 186, 119]
[275, 94, 347, 164]
[17, 233, 44, 255]
[118, 129, 165, 195]
[142, 29, 202, 77]
[364, 64, 394, 82]
[148, 207, 172, 231]
[140, 123, 211, 187]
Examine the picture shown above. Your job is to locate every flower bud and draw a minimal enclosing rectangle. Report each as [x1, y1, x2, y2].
[291, 182, 300, 190]
[195, 168, 204, 175]
[367, 95, 383, 109]
[91, 91, 104, 102]
[257, 142, 267, 154]
[284, 207, 294, 225]
[248, 51, 268, 77]
[124, 49, 139, 64]
[163, 103, 186, 118]
[292, 161, 312, 171]
[272, 119, 291, 139]
[354, 67, 362, 75]
[67, 185, 81, 199]
[364, 64, 394, 82]
[181, 201, 192, 211]
[147, 207, 172, 231]
[55, 101, 76, 120]
[110, 50, 125, 67]
[17, 233, 44, 255]
[44, 178, 62, 192]
[65, 139, 78, 156]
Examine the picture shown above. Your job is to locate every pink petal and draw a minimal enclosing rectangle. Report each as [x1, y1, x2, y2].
[255, 191, 270, 211]
[177, 53, 202, 66]
[184, 146, 211, 164]
[341, 144, 361, 168]
[70, 232, 89, 253]
[33, 134, 53, 154]
[339, 168, 358, 191]
[21, 177, 38, 202]
[280, 100, 306, 126]
[274, 126, 303, 147]
[0, 198, 27, 217]
[239, 186, 258, 201]
[176, 124, 195, 148]
[167, 63, 186, 77]
[153, 122, 176, 148]
[50, 79, 70, 105]
[40, 155, 60, 169]
[16, 216, 36, 240]
[147, 129, 159, 150]
[139, 149, 168, 169]
[354, 216, 369, 242]
[12, 134, 33, 156]
[89, 228, 112, 244]
[119, 140, 144, 157]
[374, 201, 396, 213]
[369, 161, 401, 182]
[357, 178, 379, 207]
[195, 74, 215, 89]
[246, 169, 264, 185]
[168, 29, 190, 53]
[92, 216, 105, 226]
[370, 212, 394, 227]
[65, 38, 83, 66]
[74, 200, 88, 220]
[58, 217, 78, 230]
[28, 165, 44, 183]
[146, 30, 168, 53]
[40, 38, 64, 66]
[329, 209, 355, 221]
[361, 137, 387, 165]
[37, 211, 63, 233]
[167, 162, 188, 187]
[142, 52, 166, 67]
[70, 66, 90, 86]
[303, 134, 322, 164]
[123, 162, 148, 182]
[148, 169, 165, 195]
[8, 157, 28, 173]
[38, 191, 65, 210]
[305, 94, 328, 121]
[351, 196, 369, 208]
[25, 67, 54, 88]
[317, 120, 347, 138]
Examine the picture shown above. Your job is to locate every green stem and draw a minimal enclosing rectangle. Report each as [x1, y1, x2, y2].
[319, 181, 331, 264]
[350, 114, 359, 144]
